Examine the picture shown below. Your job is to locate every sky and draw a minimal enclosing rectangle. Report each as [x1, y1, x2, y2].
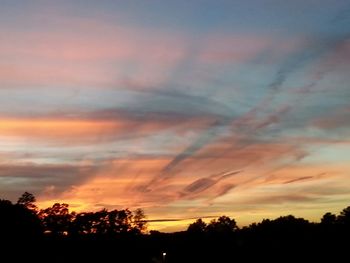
[0, 0, 350, 232]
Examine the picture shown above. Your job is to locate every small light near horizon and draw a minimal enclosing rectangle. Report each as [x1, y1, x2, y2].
[162, 252, 166, 256]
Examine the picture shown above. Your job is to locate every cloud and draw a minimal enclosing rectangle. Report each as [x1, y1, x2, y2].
[0, 107, 217, 146]
[177, 170, 241, 201]
[161, 118, 230, 173]
[0, 19, 188, 88]
[183, 178, 215, 193]
[213, 184, 236, 199]
[283, 176, 314, 184]
[144, 102, 291, 191]
[0, 2, 349, 230]
[258, 9, 350, 107]
[0, 163, 97, 201]
[246, 193, 319, 205]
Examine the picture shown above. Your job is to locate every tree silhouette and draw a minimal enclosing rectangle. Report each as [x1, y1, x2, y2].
[1, 191, 350, 262]
[69, 208, 146, 236]
[206, 216, 237, 234]
[39, 203, 72, 236]
[17, 192, 38, 212]
[70, 211, 95, 235]
[110, 209, 133, 234]
[321, 212, 337, 225]
[187, 218, 207, 233]
[337, 206, 350, 225]
[132, 208, 147, 233]
[0, 198, 42, 240]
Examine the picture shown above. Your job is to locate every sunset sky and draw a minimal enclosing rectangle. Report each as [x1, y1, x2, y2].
[0, 0, 350, 232]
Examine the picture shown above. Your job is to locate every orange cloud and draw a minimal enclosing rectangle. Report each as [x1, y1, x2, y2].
[0, 114, 213, 145]
[37, 157, 173, 210]
[0, 118, 129, 144]
[27, 136, 350, 232]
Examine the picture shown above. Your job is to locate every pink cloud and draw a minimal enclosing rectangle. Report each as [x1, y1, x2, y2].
[0, 20, 188, 88]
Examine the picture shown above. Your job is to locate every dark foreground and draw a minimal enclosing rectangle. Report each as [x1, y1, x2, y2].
[1, 194, 350, 262]
[2, 224, 350, 263]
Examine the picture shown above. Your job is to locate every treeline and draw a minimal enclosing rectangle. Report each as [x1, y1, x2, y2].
[1, 192, 350, 262]
[0, 192, 147, 238]
[187, 207, 350, 234]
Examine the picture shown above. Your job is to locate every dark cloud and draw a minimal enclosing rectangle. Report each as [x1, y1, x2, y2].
[184, 178, 215, 193]
[211, 170, 242, 180]
[0, 163, 98, 201]
[179, 170, 241, 199]
[283, 176, 314, 184]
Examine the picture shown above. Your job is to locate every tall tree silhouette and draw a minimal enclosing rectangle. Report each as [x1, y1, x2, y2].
[132, 208, 147, 233]
[17, 192, 38, 212]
